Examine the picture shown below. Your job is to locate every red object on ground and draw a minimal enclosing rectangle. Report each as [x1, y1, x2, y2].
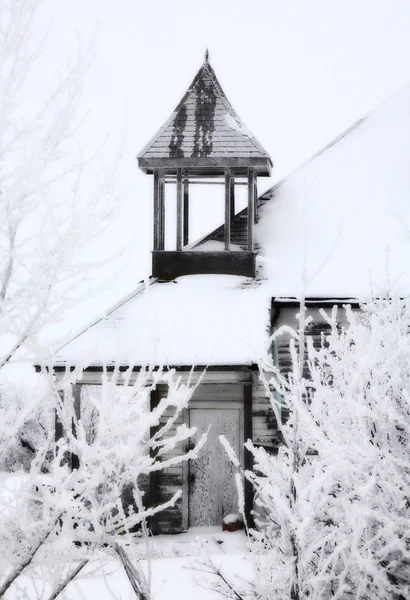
[222, 519, 244, 532]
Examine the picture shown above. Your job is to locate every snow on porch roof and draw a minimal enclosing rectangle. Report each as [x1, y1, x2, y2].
[53, 274, 271, 367]
[257, 82, 410, 298]
[138, 53, 272, 175]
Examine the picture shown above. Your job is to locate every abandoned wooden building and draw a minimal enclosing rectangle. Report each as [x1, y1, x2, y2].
[51, 53, 410, 533]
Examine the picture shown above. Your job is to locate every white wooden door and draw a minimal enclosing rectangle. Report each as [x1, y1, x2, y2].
[188, 409, 240, 527]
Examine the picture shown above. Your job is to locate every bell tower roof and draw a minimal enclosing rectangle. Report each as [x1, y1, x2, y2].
[138, 55, 272, 176]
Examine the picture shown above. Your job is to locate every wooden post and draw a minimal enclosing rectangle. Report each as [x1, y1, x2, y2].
[55, 391, 64, 445]
[55, 385, 80, 469]
[183, 170, 189, 246]
[71, 384, 81, 470]
[247, 169, 255, 251]
[254, 177, 258, 224]
[153, 170, 160, 251]
[230, 170, 235, 222]
[182, 408, 189, 530]
[159, 170, 165, 250]
[150, 388, 160, 535]
[244, 382, 254, 528]
[224, 169, 231, 251]
[176, 168, 183, 251]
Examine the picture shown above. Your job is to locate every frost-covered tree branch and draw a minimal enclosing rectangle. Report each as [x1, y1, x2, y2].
[0, 0, 123, 370]
[50, 365, 206, 544]
[0, 364, 205, 598]
[222, 294, 410, 599]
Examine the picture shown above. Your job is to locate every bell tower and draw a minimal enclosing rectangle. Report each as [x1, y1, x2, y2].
[138, 52, 272, 279]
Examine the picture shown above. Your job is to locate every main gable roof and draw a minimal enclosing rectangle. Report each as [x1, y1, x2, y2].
[256, 82, 410, 297]
[138, 56, 272, 174]
[53, 82, 410, 367]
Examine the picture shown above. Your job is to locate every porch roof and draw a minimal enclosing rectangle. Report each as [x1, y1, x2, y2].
[52, 273, 271, 367]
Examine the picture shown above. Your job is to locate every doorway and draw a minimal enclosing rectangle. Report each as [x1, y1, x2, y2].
[188, 408, 241, 527]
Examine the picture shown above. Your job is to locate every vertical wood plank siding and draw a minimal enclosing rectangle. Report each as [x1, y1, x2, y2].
[256, 303, 359, 449]
[152, 383, 185, 533]
[251, 375, 281, 448]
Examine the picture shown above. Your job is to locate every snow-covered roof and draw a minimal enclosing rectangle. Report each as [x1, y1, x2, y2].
[53, 275, 270, 367]
[54, 82, 410, 367]
[257, 82, 410, 297]
[138, 55, 272, 175]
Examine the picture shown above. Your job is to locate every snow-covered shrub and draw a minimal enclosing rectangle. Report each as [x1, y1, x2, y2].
[225, 296, 410, 600]
[0, 368, 52, 473]
[51, 365, 206, 544]
[0, 364, 204, 597]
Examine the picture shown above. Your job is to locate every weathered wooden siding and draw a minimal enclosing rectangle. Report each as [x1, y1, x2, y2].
[151, 384, 185, 534]
[274, 304, 352, 377]
[252, 375, 280, 449]
[250, 303, 358, 453]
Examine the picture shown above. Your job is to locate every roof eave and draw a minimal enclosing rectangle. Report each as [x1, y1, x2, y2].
[138, 156, 272, 176]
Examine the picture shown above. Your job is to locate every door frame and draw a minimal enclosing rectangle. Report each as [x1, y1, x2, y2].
[183, 399, 245, 529]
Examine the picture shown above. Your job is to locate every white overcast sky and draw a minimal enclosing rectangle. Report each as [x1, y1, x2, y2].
[33, 0, 410, 338]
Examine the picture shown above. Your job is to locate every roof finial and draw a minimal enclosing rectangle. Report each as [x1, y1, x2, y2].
[205, 48, 209, 63]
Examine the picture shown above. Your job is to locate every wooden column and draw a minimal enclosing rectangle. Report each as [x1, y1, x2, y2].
[55, 391, 64, 443]
[254, 177, 258, 224]
[153, 170, 160, 250]
[55, 385, 81, 469]
[149, 388, 160, 535]
[176, 168, 183, 251]
[244, 382, 254, 528]
[183, 170, 189, 247]
[181, 408, 189, 530]
[71, 384, 81, 470]
[247, 169, 255, 251]
[159, 170, 165, 250]
[224, 169, 231, 251]
[230, 170, 235, 222]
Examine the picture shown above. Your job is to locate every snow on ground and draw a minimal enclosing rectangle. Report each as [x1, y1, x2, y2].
[4, 528, 252, 600]
[141, 528, 251, 600]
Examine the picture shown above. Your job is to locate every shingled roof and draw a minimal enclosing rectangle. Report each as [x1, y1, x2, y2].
[138, 54, 272, 175]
